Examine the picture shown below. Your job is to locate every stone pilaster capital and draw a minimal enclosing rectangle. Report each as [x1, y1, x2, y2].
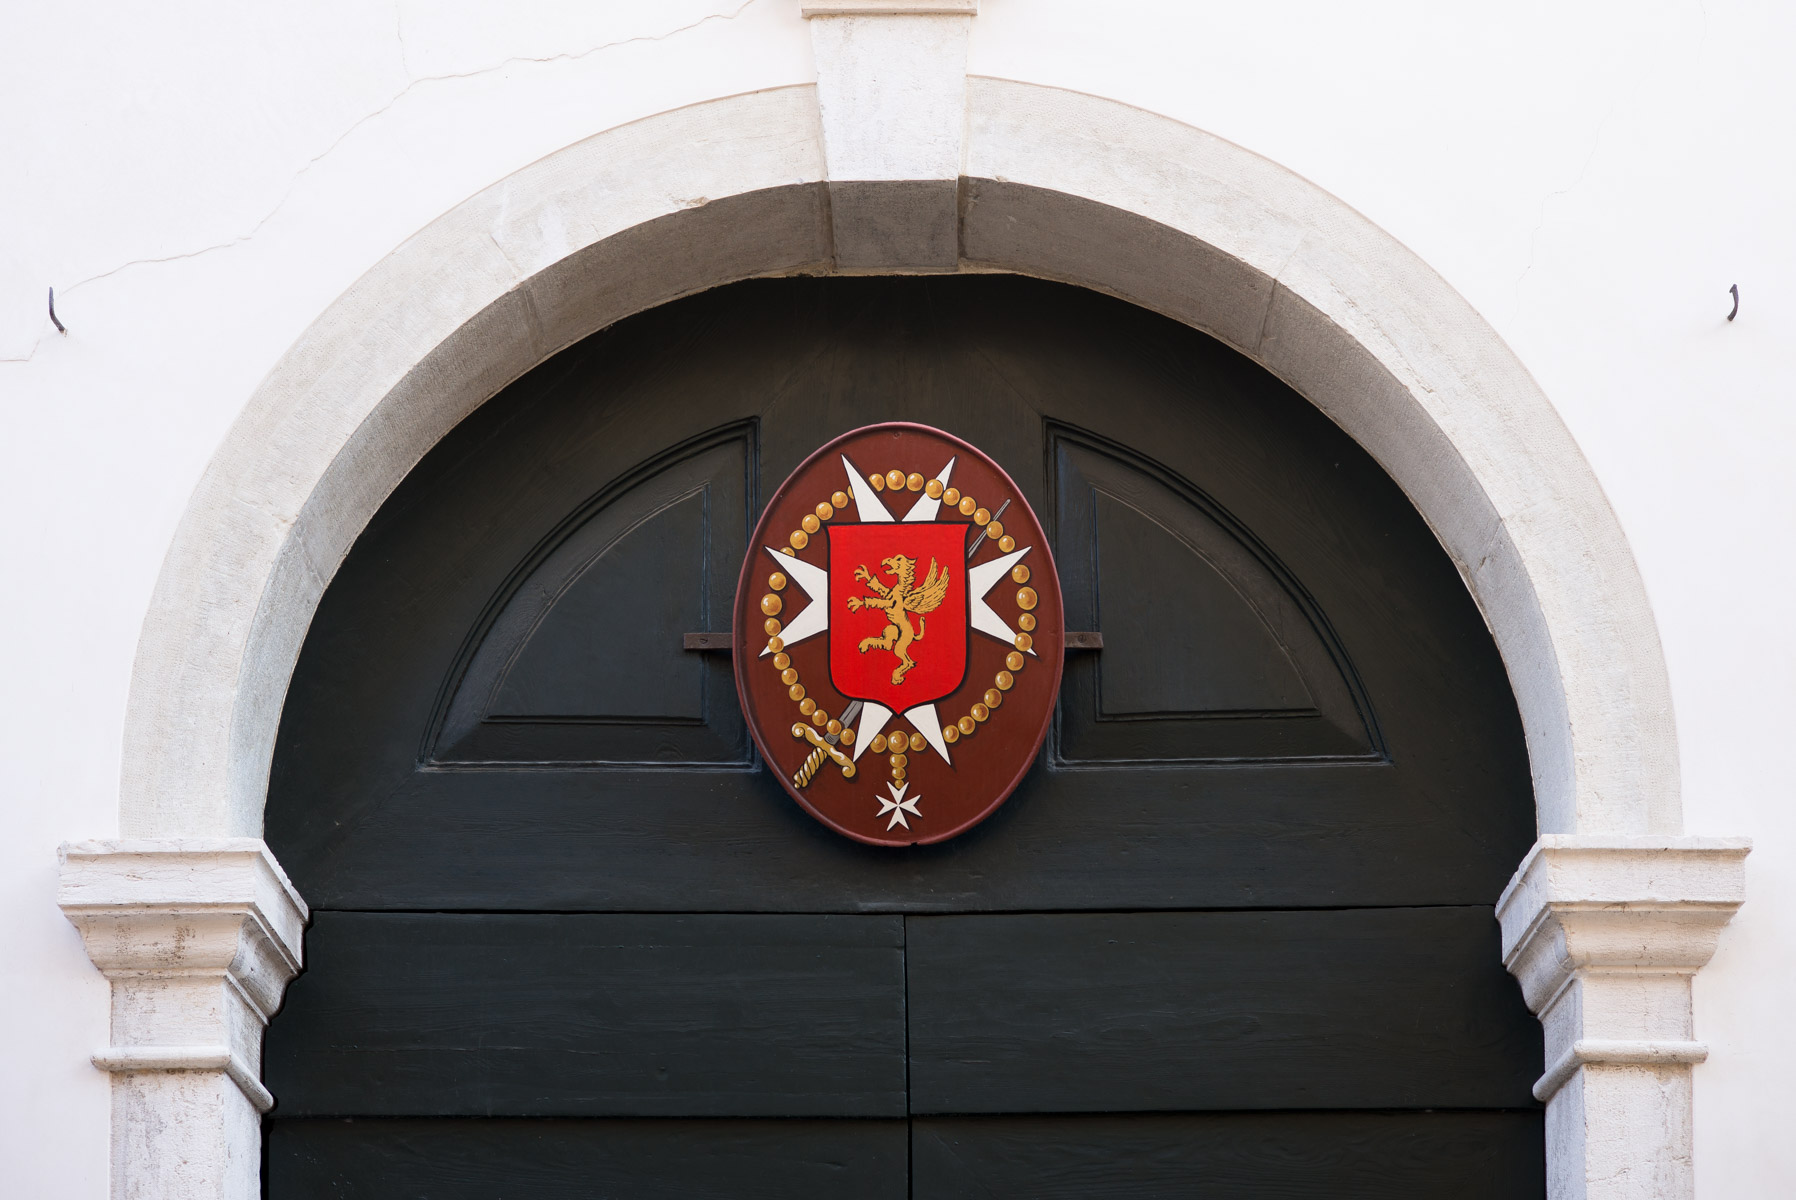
[59, 839, 309, 1118]
[59, 839, 308, 1016]
[1497, 835, 1749, 1012]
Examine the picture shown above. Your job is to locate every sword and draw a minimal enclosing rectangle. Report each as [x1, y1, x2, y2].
[794, 699, 864, 788]
[967, 498, 1011, 559]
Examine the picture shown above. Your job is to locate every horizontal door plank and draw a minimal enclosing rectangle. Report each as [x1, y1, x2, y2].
[907, 908, 1539, 1112]
[266, 913, 906, 1117]
[284, 760, 1532, 912]
[912, 1112, 1543, 1199]
[268, 1117, 908, 1200]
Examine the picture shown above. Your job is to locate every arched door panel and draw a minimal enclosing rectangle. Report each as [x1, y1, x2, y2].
[1051, 429, 1378, 762]
[433, 426, 755, 766]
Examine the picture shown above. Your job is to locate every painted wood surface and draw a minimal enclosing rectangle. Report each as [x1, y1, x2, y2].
[267, 1118, 909, 1200]
[266, 913, 907, 1117]
[267, 1112, 1542, 1198]
[906, 908, 1540, 1113]
[912, 1112, 1545, 1198]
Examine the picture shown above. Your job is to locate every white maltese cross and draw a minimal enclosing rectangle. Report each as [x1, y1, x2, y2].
[877, 782, 922, 831]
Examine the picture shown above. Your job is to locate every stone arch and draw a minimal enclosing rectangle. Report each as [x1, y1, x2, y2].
[119, 80, 1675, 843]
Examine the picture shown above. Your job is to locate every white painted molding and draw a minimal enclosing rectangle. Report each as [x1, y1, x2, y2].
[1498, 836, 1749, 1199]
[59, 840, 307, 1200]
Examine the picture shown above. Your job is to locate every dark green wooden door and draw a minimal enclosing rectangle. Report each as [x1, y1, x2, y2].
[263, 276, 1544, 1198]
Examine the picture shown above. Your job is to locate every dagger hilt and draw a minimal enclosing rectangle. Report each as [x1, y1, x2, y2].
[790, 701, 865, 789]
[795, 743, 831, 788]
[790, 707, 862, 788]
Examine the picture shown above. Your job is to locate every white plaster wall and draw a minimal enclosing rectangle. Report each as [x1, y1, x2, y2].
[0, 2, 1789, 1194]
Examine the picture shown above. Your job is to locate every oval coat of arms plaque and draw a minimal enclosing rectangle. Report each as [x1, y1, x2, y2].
[734, 423, 1064, 846]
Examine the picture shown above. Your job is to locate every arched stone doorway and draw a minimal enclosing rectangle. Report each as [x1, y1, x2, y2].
[60, 64, 1745, 1200]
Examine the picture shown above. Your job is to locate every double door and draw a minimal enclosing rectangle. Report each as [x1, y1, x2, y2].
[264, 276, 1543, 1197]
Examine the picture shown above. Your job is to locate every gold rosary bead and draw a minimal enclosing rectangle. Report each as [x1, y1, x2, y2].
[869, 472, 885, 491]
[943, 487, 961, 506]
[766, 636, 784, 654]
[958, 496, 978, 516]
[1005, 651, 1026, 672]
[997, 535, 1016, 553]
[761, 593, 783, 617]
[971, 703, 990, 722]
[832, 490, 850, 509]
[1016, 587, 1038, 611]
[1011, 563, 1030, 585]
[889, 753, 908, 771]
[892, 768, 906, 784]
[815, 501, 835, 522]
[789, 529, 808, 550]
[925, 479, 945, 499]
[942, 724, 960, 744]
[772, 652, 791, 670]
[957, 715, 977, 735]
[780, 547, 796, 557]
[839, 726, 856, 746]
[799, 697, 817, 716]
[764, 617, 782, 637]
[811, 708, 829, 727]
[1014, 632, 1033, 653]
[986, 520, 1004, 540]
[1018, 613, 1036, 632]
[788, 683, 806, 702]
[800, 514, 821, 534]
[769, 571, 787, 591]
[886, 469, 906, 491]
[984, 689, 1003, 709]
[781, 667, 799, 686]
[906, 472, 925, 491]
[826, 719, 843, 736]
[995, 670, 1014, 690]
[870, 733, 888, 754]
[973, 506, 991, 526]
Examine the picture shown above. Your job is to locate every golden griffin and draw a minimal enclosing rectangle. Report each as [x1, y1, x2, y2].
[848, 554, 951, 685]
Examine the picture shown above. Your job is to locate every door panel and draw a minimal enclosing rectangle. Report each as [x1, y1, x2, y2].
[911, 1113, 1545, 1199]
[267, 913, 907, 1118]
[1052, 430, 1377, 762]
[433, 426, 754, 766]
[268, 1118, 909, 1200]
[289, 762, 1516, 911]
[906, 908, 1538, 1113]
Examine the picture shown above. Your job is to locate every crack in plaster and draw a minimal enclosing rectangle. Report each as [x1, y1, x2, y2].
[1, 0, 760, 366]
[1508, 7, 1696, 326]
[1513, 99, 1614, 316]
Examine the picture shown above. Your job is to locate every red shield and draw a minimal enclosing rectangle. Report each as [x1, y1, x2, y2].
[828, 522, 969, 711]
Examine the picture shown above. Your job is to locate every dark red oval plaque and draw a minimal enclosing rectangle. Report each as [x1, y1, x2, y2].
[734, 423, 1064, 846]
